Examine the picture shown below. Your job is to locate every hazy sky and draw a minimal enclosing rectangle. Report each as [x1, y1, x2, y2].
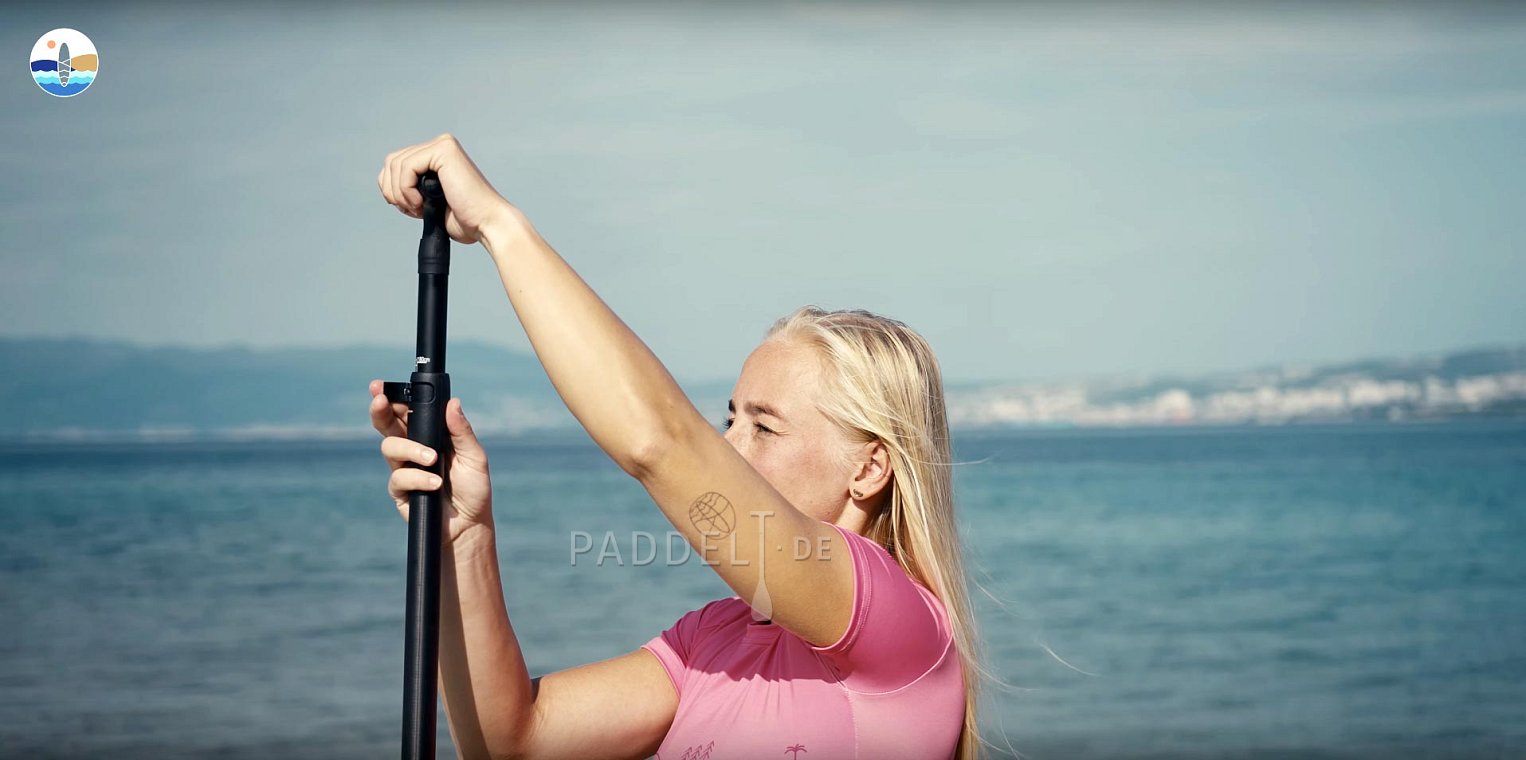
[5, 1, 1525, 384]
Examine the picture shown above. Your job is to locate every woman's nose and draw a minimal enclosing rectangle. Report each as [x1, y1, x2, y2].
[723, 426, 747, 456]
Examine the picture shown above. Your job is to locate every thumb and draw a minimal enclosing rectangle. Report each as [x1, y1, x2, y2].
[445, 398, 485, 459]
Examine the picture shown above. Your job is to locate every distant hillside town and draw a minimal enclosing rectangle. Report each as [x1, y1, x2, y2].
[945, 346, 1526, 428]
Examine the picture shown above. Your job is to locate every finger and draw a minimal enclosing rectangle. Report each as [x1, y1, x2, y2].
[386, 146, 417, 214]
[381, 149, 401, 206]
[402, 135, 454, 213]
[369, 382, 408, 438]
[396, 141, 442, 214]
[381, 435, 438, 469]
[370, 393, 407, 438]
[389, 468, 444, 501]
[389, 147, 413, 214]
[444, 398, 487, 465]
[392, 144, 425, 216]
[368, 378, 410, 420]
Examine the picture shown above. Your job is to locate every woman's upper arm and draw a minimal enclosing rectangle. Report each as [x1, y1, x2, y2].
[518, 647, 677, 760]
[635, 416, 855, 649]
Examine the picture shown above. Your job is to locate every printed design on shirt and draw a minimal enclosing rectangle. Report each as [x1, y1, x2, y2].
[785, 743, 808, 757]
[677, 740, 715, 759]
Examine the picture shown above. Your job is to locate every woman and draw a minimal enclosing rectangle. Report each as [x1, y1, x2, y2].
[370, 134, 983, 759]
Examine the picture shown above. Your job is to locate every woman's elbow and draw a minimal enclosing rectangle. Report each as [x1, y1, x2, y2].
[623, 410, 712, 482]
[623, 431, 673, 481]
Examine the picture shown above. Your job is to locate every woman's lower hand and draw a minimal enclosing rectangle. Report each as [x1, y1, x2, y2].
[370, 379, 496, 551]
[376, 133, 518, 245]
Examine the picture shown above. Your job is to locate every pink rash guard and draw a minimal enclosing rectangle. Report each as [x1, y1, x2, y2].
[640, 522, 965, 760]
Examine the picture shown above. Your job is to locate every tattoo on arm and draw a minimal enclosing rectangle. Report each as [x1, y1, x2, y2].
[687, 491, 736, 539]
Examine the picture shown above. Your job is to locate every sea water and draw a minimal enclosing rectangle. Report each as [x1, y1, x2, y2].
[1, 421, 1522, 759]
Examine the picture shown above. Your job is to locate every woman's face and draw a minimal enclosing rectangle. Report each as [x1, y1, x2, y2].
[724, 338, 855, 525]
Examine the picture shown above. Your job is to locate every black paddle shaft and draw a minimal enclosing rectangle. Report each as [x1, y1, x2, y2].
[383, 171, 452, 760]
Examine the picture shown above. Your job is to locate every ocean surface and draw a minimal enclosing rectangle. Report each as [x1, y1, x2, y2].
[2, 420, 1523, 759]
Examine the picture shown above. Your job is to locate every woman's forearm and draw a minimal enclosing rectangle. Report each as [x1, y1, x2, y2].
[478, 207, 705, 475]
[437, 530, 536, 760]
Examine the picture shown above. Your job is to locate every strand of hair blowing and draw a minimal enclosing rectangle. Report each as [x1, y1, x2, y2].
[768, 306, 989, 760]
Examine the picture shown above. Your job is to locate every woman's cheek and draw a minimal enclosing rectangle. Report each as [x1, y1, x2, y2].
[754, 447, 797, 499]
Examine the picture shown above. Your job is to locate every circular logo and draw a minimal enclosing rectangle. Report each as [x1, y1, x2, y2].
[688, 491, 736, 538]
[31, 29, 97, 97]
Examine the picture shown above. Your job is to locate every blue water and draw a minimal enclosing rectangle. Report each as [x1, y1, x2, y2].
[33, 81, 94, 97]
[30, 69, 95, 97]
[2, 421, 1523, 759]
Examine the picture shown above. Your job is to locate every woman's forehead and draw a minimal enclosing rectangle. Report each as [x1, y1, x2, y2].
[734, 340, 822, 413]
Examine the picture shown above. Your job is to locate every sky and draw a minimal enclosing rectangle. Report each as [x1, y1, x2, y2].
[4, 1, 1526, 385]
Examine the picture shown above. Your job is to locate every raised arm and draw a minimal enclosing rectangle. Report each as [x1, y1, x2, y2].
[478, 190, 855, 647]
[377, 135, 856, 648]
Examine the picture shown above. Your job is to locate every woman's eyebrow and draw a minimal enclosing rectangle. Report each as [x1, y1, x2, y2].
[728, 399, 787, 421]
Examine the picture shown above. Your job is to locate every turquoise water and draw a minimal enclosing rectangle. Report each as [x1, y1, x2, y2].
[2, 421, 1523, 759]
[30, 72, 96, 97]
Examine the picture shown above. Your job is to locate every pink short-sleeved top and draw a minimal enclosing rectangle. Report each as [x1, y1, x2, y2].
[640, 522, 964, 760]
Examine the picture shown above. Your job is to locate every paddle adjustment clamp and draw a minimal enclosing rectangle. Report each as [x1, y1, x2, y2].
[383, 377, 443, 406]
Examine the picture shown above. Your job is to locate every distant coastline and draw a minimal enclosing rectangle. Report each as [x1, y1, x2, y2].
[2, 337, 1522, 443]
[10, 417, 1525, 449]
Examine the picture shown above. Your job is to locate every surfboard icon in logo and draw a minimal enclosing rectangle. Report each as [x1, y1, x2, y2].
[30, 29, 97, 97]
[57, 42, 71, 87]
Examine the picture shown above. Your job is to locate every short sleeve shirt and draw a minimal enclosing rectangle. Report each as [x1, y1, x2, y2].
[640, 522, 965, 759]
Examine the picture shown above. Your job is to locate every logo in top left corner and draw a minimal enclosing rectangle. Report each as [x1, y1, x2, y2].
[31, 29, 98, 97]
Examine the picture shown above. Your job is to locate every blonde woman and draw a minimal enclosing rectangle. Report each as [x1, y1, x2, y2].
[370, 134, 983, 759]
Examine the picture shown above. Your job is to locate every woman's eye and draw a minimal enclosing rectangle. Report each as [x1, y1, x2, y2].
[722, 414, 773, 435]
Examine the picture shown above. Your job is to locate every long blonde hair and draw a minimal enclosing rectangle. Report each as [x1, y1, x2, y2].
[768, 305, 986, 760]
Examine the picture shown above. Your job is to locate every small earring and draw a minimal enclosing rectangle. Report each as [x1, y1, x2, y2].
[851, 489, 864, 499]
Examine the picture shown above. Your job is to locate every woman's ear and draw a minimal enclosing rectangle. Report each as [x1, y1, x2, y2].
[848, 439, 892, 501]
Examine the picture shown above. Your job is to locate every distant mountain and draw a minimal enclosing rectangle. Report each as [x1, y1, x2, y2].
[0, 337, 579, 442]
[2, 337, 1522, 442]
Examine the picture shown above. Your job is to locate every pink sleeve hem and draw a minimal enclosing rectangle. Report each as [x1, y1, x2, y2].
[640, 638, 684, 699]
[808, 522, 871, 658]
